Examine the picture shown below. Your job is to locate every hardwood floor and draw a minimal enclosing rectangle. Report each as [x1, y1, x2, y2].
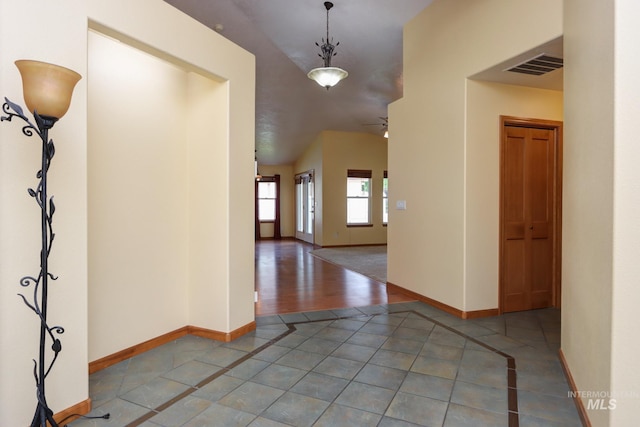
[255, 239, 415, 316]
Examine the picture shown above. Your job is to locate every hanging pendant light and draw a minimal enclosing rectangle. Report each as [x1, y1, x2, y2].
[307, 2, 348, 89]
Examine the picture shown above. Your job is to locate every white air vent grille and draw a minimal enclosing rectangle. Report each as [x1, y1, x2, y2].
[505, 54, 563, 76]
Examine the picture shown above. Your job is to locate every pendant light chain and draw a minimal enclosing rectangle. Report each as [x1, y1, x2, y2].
[326, 5, 330, 43]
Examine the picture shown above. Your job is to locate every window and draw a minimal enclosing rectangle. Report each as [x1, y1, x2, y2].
[347, 169, 372, 225]
[383, 171, 388, 224]
[255, 174, 281, 240]
[257, 180, 276, 221]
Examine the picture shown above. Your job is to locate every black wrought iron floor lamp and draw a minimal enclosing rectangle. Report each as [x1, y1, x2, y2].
[1, 60, 81, 427]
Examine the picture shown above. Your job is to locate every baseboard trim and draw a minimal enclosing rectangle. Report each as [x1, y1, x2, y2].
[227, 321, 257, 341]
[89, 321, 257, 374]
[387, 282, 464, 317]
[319, 243, 387, 248]
[89, 327, 189, 374]
[387, 282, 499, 319]
[464, 308, 500, 319]
[189, 321, 257, 342]
[54, 398, 91, 425]
[558, 349, 591, 427]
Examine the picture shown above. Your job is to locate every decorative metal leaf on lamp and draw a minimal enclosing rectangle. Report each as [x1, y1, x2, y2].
[1, 60, 85, 427]
[307, 1, 348, 89]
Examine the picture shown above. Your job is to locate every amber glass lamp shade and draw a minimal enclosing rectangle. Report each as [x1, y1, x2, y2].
[15, 60, 81, 120]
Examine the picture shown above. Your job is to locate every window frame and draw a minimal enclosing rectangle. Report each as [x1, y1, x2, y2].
[257, 177, 277, 223]
[346, 169, 373, 227]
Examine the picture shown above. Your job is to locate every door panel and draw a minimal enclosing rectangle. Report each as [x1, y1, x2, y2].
[504, 240, 527, 311]
[529, 129, 554, 309]
[503, 127, 529, 311]
[501, 121, 560, 313]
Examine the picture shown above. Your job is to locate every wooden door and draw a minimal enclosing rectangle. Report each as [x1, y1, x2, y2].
[500, 118, 562, 313]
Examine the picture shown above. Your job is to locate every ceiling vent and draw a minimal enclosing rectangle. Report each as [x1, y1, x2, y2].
[504, 54, 563, 76]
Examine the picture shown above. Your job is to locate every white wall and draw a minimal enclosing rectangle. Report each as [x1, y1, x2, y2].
[0, 0, 255, 423]
[388, 0, 563, 312]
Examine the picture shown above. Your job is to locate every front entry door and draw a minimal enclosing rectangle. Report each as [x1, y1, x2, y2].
[500, 117, 562, 313]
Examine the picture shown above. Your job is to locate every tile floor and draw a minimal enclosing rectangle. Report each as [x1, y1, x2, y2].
[68, 302, 581, 427]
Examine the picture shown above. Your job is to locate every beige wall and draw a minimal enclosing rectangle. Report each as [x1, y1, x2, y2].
[321, 131, 388, 246]
[392, 0, 640, 424]
[563, 0, 640, 425]
[0, 0, 255, 423]
[257, 164, 295, 238]
[563, 0, 613, 424]
[295, 134, 324, 244]
[1, 1, 89, 421]
[465, 81, 563, 310]
[185, 69, 233, 332]
[88, 32, 190, 359]
[294, 130, 388, 247]
[87, 2, 255, 357]
[609, 1, 640, 424]
[388, 0, 563, 311]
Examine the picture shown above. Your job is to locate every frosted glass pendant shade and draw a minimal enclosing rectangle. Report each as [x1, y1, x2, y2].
[307, 66, 348, 89]
[15, 60, 81, 119]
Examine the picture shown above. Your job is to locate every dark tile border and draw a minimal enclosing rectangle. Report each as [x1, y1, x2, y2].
[124, 326, 297, 426]
[120, 307, 517, 427]
[406, 310, 519, 426]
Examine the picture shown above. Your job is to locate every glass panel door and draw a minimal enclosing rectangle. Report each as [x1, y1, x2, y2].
[295, 171, 314, 244]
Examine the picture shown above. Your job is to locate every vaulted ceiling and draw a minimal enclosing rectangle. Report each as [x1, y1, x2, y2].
[163, 1, 563, 165]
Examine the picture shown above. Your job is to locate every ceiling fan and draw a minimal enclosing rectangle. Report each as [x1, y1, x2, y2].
[362, 117, 388, 138]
